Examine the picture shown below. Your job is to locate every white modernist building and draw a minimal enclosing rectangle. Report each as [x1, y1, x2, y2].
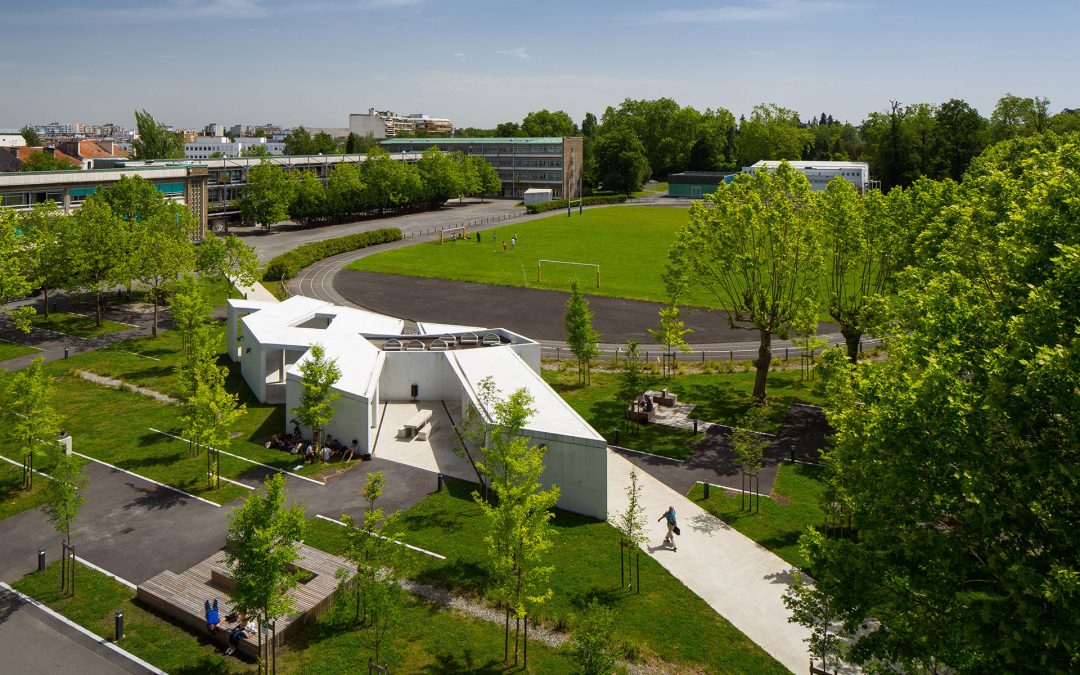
[227, 295, 608, 519]
[742, 160, 875, 192]
[184, 136, 286, 159]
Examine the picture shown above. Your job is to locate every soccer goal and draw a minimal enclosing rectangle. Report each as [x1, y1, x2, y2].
[537, 259, 600, 288]
[439, 225, 468, 244]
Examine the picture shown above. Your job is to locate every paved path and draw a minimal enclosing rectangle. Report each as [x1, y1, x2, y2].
[607, 449, 812, 673]
[0, 585, 162, 674]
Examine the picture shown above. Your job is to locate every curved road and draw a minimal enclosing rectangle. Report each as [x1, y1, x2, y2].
[248, 199, 878, 358]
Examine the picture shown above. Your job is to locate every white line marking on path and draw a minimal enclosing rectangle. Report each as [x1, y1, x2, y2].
[0, 582, 167, 675]
[148, 428, 326, 486]
[315, 514, 446, 560]
[210, 473, 256, 490]
[109, 349, 161, 361]
[72, 555, 137, 590]
[0, 453, 62, 483]
[72, 451, 221, 508]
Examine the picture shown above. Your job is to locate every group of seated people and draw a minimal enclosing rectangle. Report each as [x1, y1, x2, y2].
[265, 422, 372, 462]
[205, 598, 258, 656]
[634, 393, 655, 413]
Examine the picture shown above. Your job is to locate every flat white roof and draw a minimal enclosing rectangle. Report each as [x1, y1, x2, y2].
[415, 321, 487, 335]
[749, 160, 868, 169]
[450, 347, 605, 445]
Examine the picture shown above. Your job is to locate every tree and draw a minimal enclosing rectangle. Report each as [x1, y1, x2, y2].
[615, 468, 646, 592]
[312, 132, 338, 155]
[472, 155, 502, 201]
[564, 279, 601, 385]
[473, 385, 558, 668]
[20, 150, 76, 172]
[668, 162, 824, 402]
[226, 473, 306, 674]
[324, 162, 364, 217]
[19, 125, 42, 147]
[783, 571, 848, 673]
[818, 179, 901, 361]
[66, 197, 128, 327]
[340, 471, 404, 666]
[283, 126, 315, 155]
[344, 132, 362, 154]
[240, 161, 293, 228]
[688, 107, 738, 171]
[131, 109, 183, 159]
[131, 202, 197, 336]
[42, 451, 87, 596]
[0, 358, 61, 490]
[805, 137, 1080, 671]
[417, 147, 464, 205]
[196, 233, 260, 287]
[521, 109, 577, 137]
[602, 98, 703, 178]
[183, 358, 245, 487]
[736, 103, 813, 168]
[990, 93, 1051, 142]
[291, 344, 341, 455]
[567, 599, 618, 675]
[933, 98, 989, 181]
[287, 169, 328, 226]
[0, 210, 35, 332]
[648, 302, 692, 378]
[592, 125, 649, 195]
[243, 144, 271, 158]
[19, 202, 69, 319]
[494, 121, 523, 137]
[731, 406, 767, 513]
[617, 340, 652, 434]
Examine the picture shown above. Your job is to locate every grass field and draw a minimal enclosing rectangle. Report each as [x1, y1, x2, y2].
[304, 478, 788, 674]
[690, 463, 828, 570]
[542, 366, 828, 459]
[0, 341, 41, 362]
[30, 311, 131, 338]
[350, 206, 702, 305]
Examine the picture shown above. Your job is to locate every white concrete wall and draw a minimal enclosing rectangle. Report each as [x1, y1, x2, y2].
[286, 377, 374, 452]
[528, 434, 608, 520]
[380, 351, 453, 401]
[240, 340, 268, 403]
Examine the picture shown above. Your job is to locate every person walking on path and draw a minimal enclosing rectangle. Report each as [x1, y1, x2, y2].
[659, 506, 678, 551]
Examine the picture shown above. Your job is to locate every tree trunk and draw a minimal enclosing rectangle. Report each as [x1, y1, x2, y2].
[753, 329, 772, 402]
[43, 287, 50, 318]
[95, 289, 103, 327]
[841, 326, 862, 363]
[152, 290, 159, 337]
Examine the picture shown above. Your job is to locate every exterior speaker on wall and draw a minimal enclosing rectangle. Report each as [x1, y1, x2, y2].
[411, 384, 418, 399]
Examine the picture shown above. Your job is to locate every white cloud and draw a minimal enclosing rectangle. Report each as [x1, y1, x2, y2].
[452, 52, 467, 62]
[648, 0, 854, 24]
[497, 47, 530, 59]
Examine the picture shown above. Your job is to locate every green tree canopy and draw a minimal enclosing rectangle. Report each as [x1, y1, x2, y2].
[736, 103, 813, 168]
[564, 279, 601, 386]
[131, 109, 183, 159]
[240, 161, 293, 227]
[592, 125, 649, 195]
[19, 125, 42, 147]
[20, 150, 77, 172]
[521, 109, 577, 137]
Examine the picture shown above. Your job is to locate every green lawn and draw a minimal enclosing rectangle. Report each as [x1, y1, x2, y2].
[350, 206, 699, 305]
[30, 311, 131, 339]
[304, 479, 788, 674]
[14, 558, 578, 674]
[0, 461, 49, 521]
[0, 341, 41, 362]
[542, 367, 828, 459]
[690, 463, 828, 570]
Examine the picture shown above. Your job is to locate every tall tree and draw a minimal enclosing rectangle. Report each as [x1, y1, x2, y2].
[805, 136, 1080, 672]
[240, 161, 293, 228]
[466, 155, 501, 201]
[283, 126, 315, 155]
[131, 109, 183, 159]
[287, 169, 328, 226]
[521, 109, 577, 137]
[668, 162, 824, 402]
[226, 474, 306, 674]
[564, 279, 601, 386]
[19, 125, 42, 147]
[567, 599, 618, 675]
[933, 98, 989, 181]
[66, 197, 128, 326]
[592, 125, 649, 195]
[473, 385, 558, 668]
[291, 344, 341, 455]
[990, 93, 1051, 142]
[819, 179, 901, 361]
[648, 302, 692, 378]
[132, 202, 198, 336]
[416, 147, 464, 205]
[0, 210, 35, 331]
[196, 233, 260, 288]
[20, 151, 77, 171]
[736, 103, 813, 168]
[615, 468, 647, 592]
[19, 202, 69, 319]
[1, 358, 61, 490]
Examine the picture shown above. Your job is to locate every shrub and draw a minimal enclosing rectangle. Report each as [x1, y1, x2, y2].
[263, 228, 403, 281]
[524, 194, 627, 214]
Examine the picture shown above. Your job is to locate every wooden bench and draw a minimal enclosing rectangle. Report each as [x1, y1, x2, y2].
[645, 389, 677, 407]
[137, 574, 260, 659]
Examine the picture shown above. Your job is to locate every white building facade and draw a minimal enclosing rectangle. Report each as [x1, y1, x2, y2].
[227, 296, 608, 519]
[742, 160, 876, 192]
[184, 136, 286, 159]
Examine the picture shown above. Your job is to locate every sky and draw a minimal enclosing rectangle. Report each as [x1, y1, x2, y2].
[2, 0, 1078, 131]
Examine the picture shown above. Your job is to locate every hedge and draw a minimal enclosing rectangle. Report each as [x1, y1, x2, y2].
[263, 228, 403, 281]
[524, 194, 628, 214]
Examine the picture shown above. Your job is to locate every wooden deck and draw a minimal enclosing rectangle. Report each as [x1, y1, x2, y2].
[137, 543, 352, 659]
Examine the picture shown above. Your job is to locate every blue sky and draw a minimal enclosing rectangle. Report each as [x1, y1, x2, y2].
[2, 0, 1077, 130]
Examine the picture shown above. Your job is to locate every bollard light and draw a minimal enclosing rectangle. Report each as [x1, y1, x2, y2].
[38, 548, 45, 572]
[64, 347, 70, 359]
[613, 426, 619, 445]
[703, 482, 710, 499]
[115, 610, 124, 641]
[436, 473, 444, 492]
[693, 419, 698, 434]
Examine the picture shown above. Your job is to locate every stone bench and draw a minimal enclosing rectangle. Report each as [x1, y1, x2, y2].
[416, 418, 440, 441]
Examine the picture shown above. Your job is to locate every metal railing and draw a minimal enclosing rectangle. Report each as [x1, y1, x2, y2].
[540, 338, 883, 363]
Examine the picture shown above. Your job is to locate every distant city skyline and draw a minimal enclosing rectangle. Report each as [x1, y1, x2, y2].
[2, 0, 1077, 131]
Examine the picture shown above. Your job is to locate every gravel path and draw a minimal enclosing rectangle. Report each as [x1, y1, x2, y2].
[75, 370, 179, 405]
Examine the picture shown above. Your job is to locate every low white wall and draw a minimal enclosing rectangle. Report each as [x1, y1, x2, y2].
[529, 434, 608, 520]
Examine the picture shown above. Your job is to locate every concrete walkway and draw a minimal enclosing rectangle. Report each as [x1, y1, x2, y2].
[607, 449, 811, 674]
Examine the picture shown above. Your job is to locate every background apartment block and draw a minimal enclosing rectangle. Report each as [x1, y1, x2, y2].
[348, 109, 454, 139]
[380, 136, 584, 200]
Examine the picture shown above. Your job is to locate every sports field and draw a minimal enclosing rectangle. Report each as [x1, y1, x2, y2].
[348, 206, 711, 305]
